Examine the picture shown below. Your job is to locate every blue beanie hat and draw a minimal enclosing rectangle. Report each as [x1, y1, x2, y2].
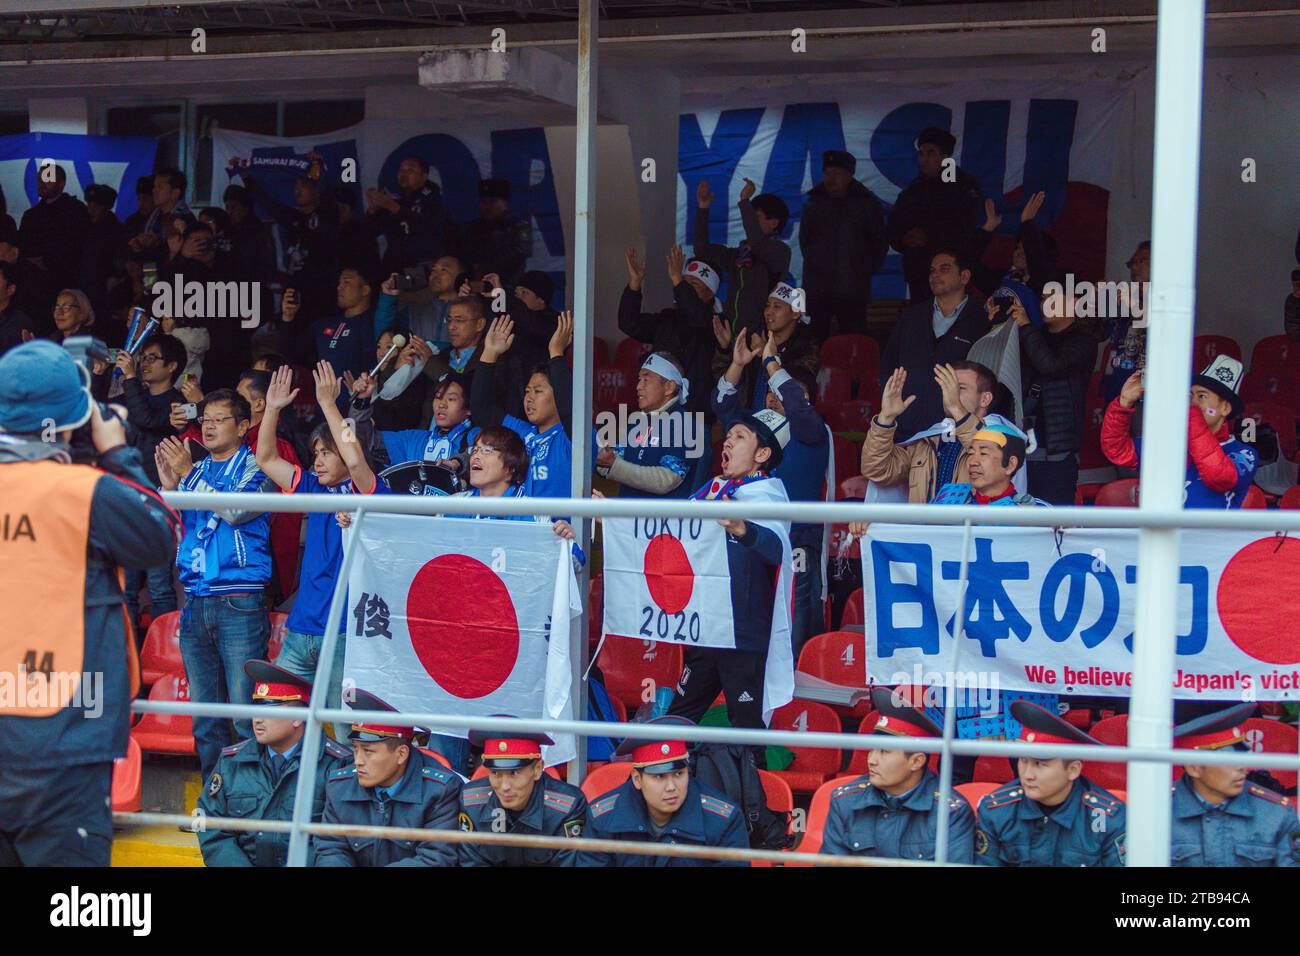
[993, 277, 1044, 327]
[0, 339, 92, 434]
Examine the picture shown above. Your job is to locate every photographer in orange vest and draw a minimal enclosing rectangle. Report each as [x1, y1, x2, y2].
[0, 339, 181, 866]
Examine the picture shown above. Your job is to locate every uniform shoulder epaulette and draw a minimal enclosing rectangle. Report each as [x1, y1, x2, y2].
[831, 779, 869, 801]
[461, 781, 492, 806]
[543, 788, 579, 814]
[421, 765, 454, 785]
[590, 792, 621, 818]
[1247, 784, 1291, 807]
[1082, 788, 1122, 817]
[323, 738, 351, 760]
[981, 782, 1024, 810]
[328, 766, 357, 782]
[700, 793, 737, 819]
[221, 739, 252, 756]
[933, 789, 970, 812]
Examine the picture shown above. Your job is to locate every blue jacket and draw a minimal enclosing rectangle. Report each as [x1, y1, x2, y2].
[931, 483, 1049, 507]
[576, 777, 748, 866]
[197, 735, 353, 867]
[975, 776, 1126, 866]
[1170, 775, 1299, 867]
[315, 747, 463, 867]
[458, 774, 589, 866]
[820, 769, 975, 862]
[176, 445, 273, 596]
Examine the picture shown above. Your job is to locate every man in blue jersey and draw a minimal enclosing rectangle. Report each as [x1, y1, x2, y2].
[470, 312, 575, 499]
[1101, 355, 1257, 508]
[255, 362, 389, 740]
[349, 370, 479, 479]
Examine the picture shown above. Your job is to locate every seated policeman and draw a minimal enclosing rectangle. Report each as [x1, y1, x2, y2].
[315, 689, 462, 867]
[577, 716, 748, 867]
[976, 701, 1126, 866]
[196, 660, 352, 867]
[1170, 704, 1299, 867]
[821, 686, 974, 862]
[458, 721, 589, 866]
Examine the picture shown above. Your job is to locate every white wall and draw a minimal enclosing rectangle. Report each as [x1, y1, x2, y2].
[27, 97, 88, 134]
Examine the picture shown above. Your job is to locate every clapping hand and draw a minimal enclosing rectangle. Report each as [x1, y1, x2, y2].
[877, 368, 916, 424]
[625, 247, 647, 291]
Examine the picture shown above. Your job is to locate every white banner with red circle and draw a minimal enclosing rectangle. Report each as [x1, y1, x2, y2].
[601, 517, 738, 650]
[862, 525, 1300, 700]
[344, 514, 581, 764]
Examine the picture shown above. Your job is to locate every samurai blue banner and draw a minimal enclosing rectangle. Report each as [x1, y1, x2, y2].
[0, 131, 157, 220]
[862, 525, 1300, 701]
[678, 77, 1128, 299]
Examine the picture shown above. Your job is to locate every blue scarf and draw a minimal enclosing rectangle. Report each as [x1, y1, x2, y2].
[422, 418, 474, 461]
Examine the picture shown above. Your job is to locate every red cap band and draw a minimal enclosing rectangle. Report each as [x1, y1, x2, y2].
[631, 739, 688, 767]
[1019, 727, 1077, 746]
[352, 723, 414, 739]
[1175, 726, 1246, 751]
[482, 738, 543, 761]
[253, 681, 309, 704]
[874, 714, 935, 739]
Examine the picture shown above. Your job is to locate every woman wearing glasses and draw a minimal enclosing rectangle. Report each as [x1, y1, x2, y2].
[50, 288, 96, 341]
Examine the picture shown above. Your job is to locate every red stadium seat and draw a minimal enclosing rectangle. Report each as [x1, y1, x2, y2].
[595, 635, 684, 710]
[417, 748, 454, 771]
[592, 336, 611, 367]
[267, 611, 288, 662]
[130, 673, 196, 755]
[838, 475, 868, 501]
[1089, 714, 1128, 745]
[972, 754, 1014, 784]
[1095, 478, 1140, 507]
[816, 366, 852, 413]
[958, 781, 1000, 816]
[1192, 334, 1242, 370]
[845, 711, 880, 775]
[605, 694, 628, 723]
[1083, 714, 1129, 791]
[1241, 485, 1267, 509]
[841, 587, 865, 628]
[819, 334, 880, 392]
[581, 761, 634, 801]
[831, 434, 862, 490]
[1242, 717, 1299, 790]
[752, 770, 796, 866]
[1240, 369, 1300, 411]
[1110, 789, 1127, 803]
[1243, 402, 1298, 461]
[471, 764, 562, 781]
[614, 338, 653, 373]
[796, 631, 870, 718]
[1278, 486, 1300, 510]
[791, 773, 859, 859]
[139, 611, 183, 687]
[767, 701, 844, 794]
[1248, 335, 1300, 378]
[594, 365, 635, 415]
[824, 399, 873, 435]
[111, 737, 143, 813]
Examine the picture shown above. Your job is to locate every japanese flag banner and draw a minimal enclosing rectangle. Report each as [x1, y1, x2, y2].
[344, 514, 581, 765]
[862, 524, 1300, 701]
[601, 476, 796, 722]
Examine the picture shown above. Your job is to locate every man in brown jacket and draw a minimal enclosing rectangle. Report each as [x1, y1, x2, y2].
[860, 360, 998, 503]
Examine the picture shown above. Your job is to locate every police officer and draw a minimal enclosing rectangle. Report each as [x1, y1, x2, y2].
[458, 721, 588, 866]
[1170, 703, 1299, 867]
[976, 701, 1126, 866]
[821, 686, 974, 862]
[196, 660, 352, 866]
[0, 340, 180, 866]
[576, 716, 748, 867]
[314, 690, 462, 867]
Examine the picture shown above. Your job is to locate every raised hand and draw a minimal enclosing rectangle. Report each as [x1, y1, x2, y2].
[733, 330, 762, 367]
[1021, 190, 1046, 223]
[349, 371, 376, 401]
[381, 272, 399, 296]
[281, 288, 300, 322]
[625, 247, 646, 291]
[878, 367, 916, 424]
[266, 365, 299, 412]
[482, 314, 515, 361]
[1119, 370, 1144, 409]
[313, 360, 341, 406]
[696, 180, 714, 209]
[115, 350, 138, 379]
[549, 310, 574, 359]
[934, 363, 964, 420]
[666, 245, 686, 286]
[739, 177, 757, 202]
[713, 314, 733, 351]
[761, 330, 780, 363]
[982, 198, 1002, 232]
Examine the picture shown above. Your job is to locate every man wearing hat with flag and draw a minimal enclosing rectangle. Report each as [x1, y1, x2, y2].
[1102, 356, 1258, 508]
[461, 178, 532, 289]
[576, 717, 748, 866]
[975, 701, 1127, 866]
[315, 689, 463, 867]
[887, 128, 984, 302]
[457, 720, 588, 866]
[797, 149, 888, 341]
[1170, 704, 1299, 866]
[821, 687, 975, 861]
[196, 660, 353, 867]
[671, 408, 797, 732]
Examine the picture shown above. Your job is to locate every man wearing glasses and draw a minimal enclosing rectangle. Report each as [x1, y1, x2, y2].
[156, 388, 275, 782]
[114, 331, 189, 629]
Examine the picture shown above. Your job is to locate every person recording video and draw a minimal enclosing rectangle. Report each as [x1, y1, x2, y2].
[0, 338, 182, 866]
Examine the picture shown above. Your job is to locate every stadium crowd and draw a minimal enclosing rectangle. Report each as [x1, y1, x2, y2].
[0, 127, 1297, 868]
